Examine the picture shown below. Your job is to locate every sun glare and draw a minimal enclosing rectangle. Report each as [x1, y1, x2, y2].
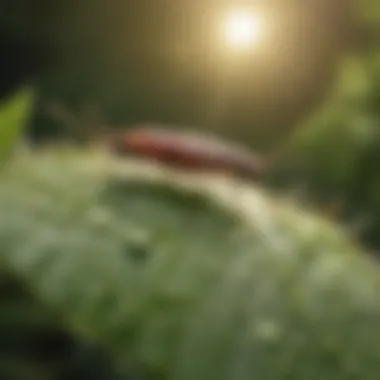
[224, 11, 263, 50]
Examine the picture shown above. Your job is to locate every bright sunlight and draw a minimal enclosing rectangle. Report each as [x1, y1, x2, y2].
[223, 11, 264, 50]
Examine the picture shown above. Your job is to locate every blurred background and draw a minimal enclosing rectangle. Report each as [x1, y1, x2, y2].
[3, 0, 351, 149]
[5, 0, 377, 246]
[1, 0, 380, 378]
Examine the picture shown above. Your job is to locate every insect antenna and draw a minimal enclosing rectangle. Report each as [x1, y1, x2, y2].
[44, 100, 110, 145]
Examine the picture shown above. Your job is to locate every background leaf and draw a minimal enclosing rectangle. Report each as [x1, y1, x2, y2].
[0, 88, 35, 161]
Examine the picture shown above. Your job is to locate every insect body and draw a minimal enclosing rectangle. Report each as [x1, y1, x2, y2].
[107, 125, 266, 181]
[44, 103, 266, 180]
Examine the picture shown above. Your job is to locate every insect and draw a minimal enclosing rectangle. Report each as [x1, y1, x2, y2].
[106, 125, 266, 181]
[45, 102, 267, 181]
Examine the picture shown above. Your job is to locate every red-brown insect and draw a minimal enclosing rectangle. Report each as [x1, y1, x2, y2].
[45, 102, 266, 181]
[106, 125, 266, 181]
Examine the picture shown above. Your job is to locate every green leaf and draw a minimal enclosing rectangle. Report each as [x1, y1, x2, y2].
[1, 148, 380, 380]
[0, 88, 35, 161]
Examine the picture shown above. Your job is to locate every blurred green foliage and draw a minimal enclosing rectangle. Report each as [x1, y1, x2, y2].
[270, 0, 380, 250]
[0, 262, 127, 380]
[0, 88, 35, 160]
[269, 52, 380, 250]
[1, 150, 380, 380]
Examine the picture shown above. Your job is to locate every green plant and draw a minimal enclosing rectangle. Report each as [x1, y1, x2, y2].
[0, 88, 35, 161]
[0, 148, 379, 379]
